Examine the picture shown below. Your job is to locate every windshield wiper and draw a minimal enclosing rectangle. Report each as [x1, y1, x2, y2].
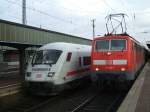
[121, 47, 125, 52]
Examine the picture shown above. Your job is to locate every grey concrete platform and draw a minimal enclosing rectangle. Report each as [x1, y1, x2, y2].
[117, 61, 150, 112]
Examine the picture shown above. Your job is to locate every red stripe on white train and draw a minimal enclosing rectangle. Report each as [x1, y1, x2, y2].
[66, 67, 90, 76]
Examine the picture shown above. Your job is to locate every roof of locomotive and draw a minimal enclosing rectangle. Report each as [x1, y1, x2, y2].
[94, 34, 131, 40]
[94, 34, 144, 47]
[39, 42, 91, 52]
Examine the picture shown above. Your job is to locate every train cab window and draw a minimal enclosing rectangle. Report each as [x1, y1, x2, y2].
[43, 50, 62, 64]
[110, 39, 126, 51]
[32, 51, 43, 64]
[95, 40, 109, 51]
[32, 50, 62, 65]
[83, 56, 91, 66]
[66, 52, 72, 62]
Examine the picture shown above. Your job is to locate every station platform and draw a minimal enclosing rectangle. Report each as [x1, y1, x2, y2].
[118, 61, 150, 112]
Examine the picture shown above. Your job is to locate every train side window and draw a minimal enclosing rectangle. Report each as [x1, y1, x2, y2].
[83, 56, 91, 66]
[66, 52, 72, 62]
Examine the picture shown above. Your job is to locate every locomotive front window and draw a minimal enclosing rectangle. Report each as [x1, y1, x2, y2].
[32, 51, 43, 64]
[32, 50, 62, 65]
[110, 39, 126, 51]
[95, 40, 109, 51]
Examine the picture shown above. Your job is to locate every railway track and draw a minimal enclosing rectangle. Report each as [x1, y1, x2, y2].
[34, 85, 127, 112]
[0, 94, 60, 112]
[69, 87, 127, 112]
[0, 84, 96, 112]
[71, 90, 126, 112]
[1, 84, 128, 112]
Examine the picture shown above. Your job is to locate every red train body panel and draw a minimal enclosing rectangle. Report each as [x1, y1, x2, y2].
[91, 34, 145, 81]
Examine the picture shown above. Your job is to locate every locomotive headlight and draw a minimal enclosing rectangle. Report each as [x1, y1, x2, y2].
[95, 68, 99, 71]
[48, 72, 55, 77]
[26, 72, 31, 77]
[121, 68, 126, 71]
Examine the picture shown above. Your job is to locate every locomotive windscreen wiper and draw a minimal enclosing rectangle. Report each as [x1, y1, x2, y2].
[121, 47, 125, 52]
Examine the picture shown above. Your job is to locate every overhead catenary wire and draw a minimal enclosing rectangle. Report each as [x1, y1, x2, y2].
[3, 0, 105, 26]
[2, 0, 94, 37]
[30, 0, 108, 15]
[4, 0, 73, 24]
[3, 0, 148, 39]
[3, 0, 123, 27]
[102, 0, 117, 13]
[115, 0, 136, 32]
[1, 13, 21, 21]
[1, 11, 46, 28]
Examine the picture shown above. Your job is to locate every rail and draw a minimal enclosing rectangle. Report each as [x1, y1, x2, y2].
[70, 89, 126, 112]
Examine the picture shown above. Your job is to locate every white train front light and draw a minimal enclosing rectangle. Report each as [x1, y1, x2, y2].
[48, 72, 55, 77]
[95, 68, 99, 71]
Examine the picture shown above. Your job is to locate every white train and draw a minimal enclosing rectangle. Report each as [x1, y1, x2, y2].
[25, 42, 91, 95]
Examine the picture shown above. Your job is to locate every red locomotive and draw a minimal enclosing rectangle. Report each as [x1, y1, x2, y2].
[91, 14, 148, 86]
[91, 34, 145, 82]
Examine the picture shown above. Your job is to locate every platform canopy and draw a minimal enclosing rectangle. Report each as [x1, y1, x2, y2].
[0, 41, 41, 49]
[0, 19, 91, 49]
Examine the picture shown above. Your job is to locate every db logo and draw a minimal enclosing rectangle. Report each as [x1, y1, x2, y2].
[106, 60, 112, 65]
[36, 74, 42, 78]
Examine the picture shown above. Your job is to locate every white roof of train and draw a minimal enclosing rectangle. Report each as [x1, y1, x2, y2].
[39, 42, 91, 51]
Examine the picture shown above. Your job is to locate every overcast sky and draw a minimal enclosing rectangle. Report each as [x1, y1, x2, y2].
[1, 0, 150, 43]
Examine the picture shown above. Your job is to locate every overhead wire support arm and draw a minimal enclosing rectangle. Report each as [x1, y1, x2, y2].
[123, 14, 127, 33]
[105, 16, 110, 34]
[22, 0, 26, 25]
